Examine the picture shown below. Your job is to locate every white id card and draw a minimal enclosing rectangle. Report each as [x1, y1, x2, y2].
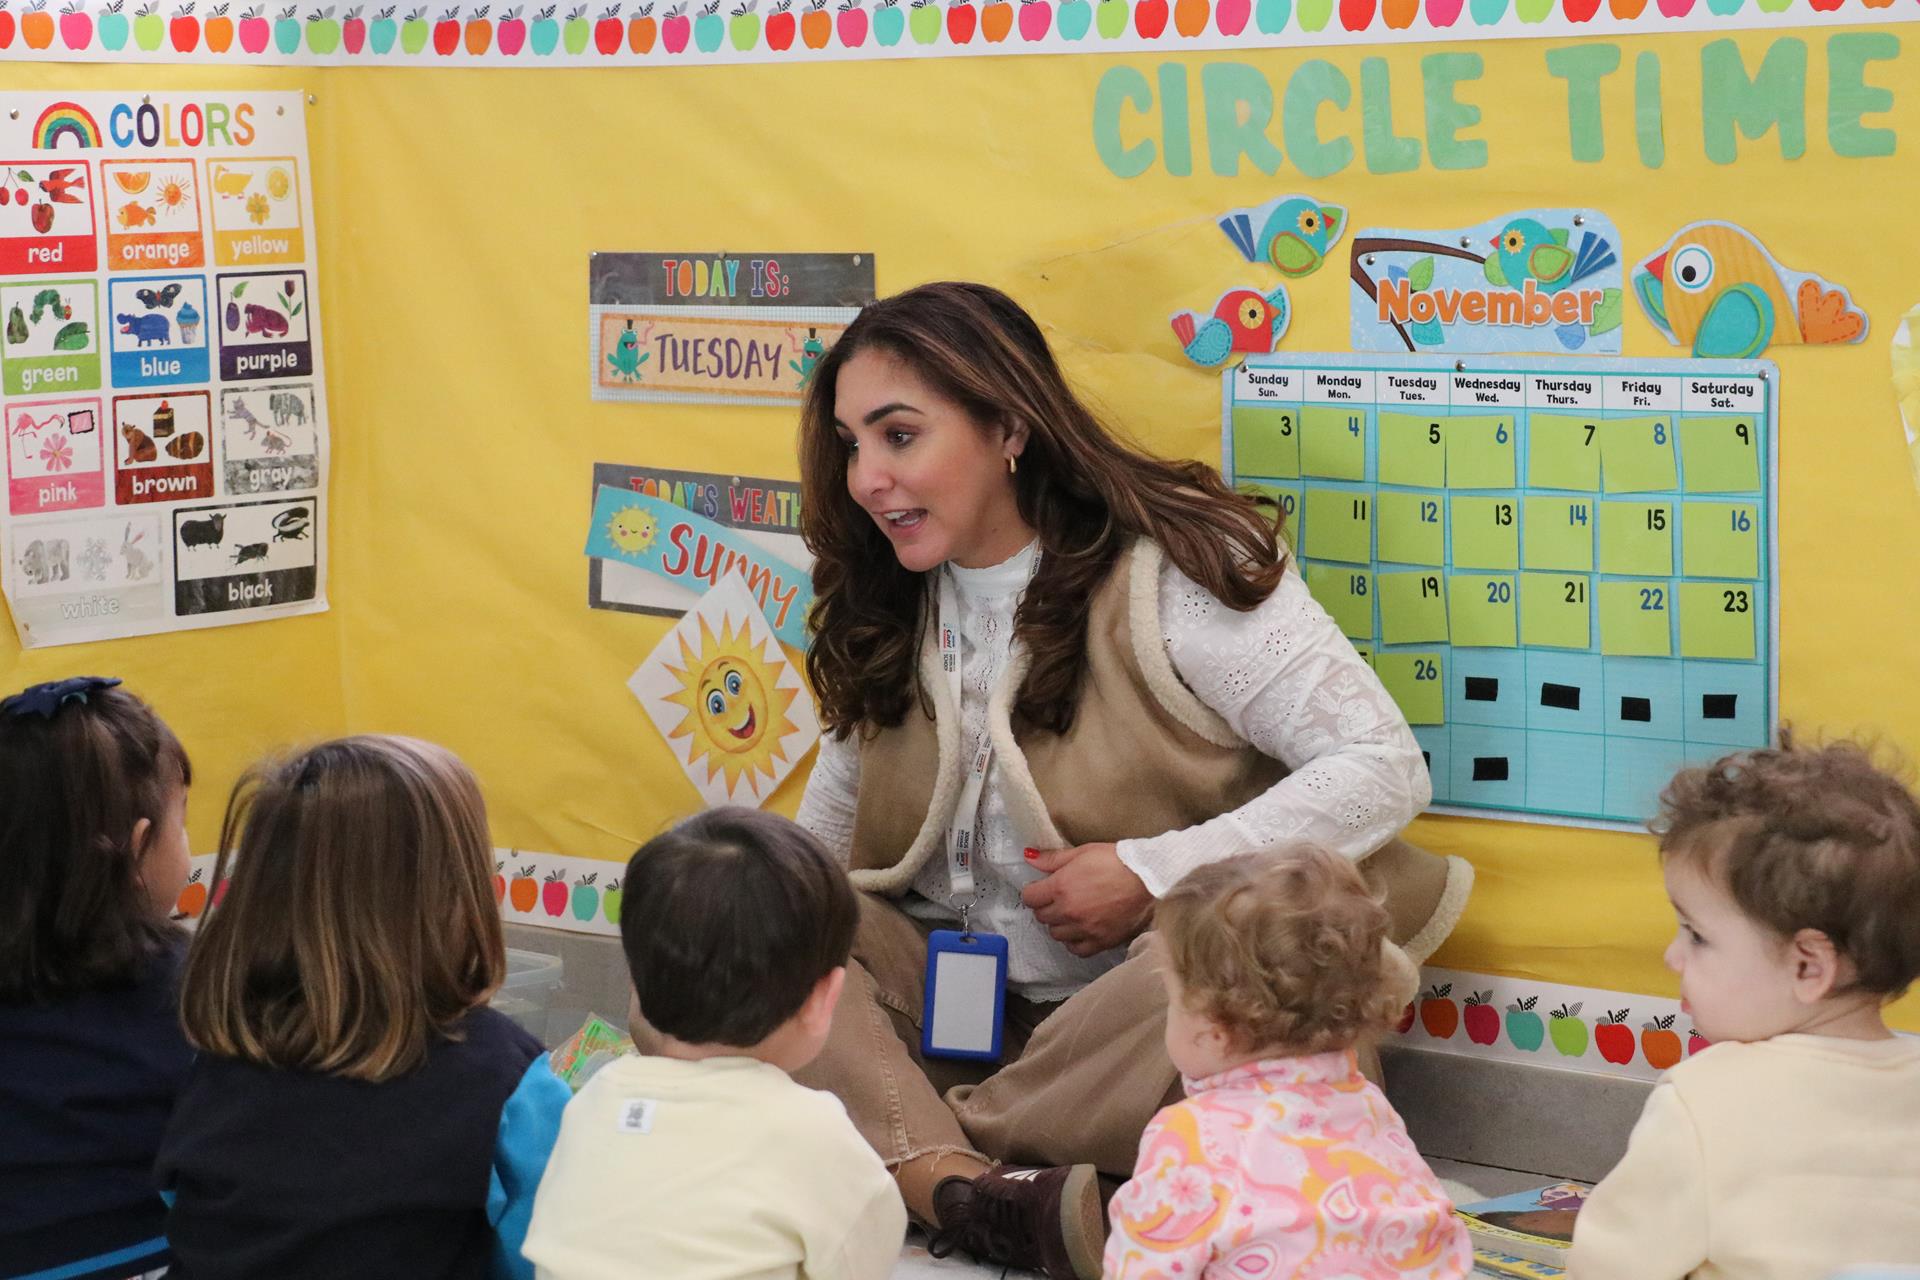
[921, 928, 1008, 1062]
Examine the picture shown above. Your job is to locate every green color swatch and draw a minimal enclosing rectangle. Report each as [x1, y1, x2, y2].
[1303, 487, 1374, 564]
[1449, 573, 1518, 647]
[1303, 563, 1375, 639]
[1445, 414, 1516, 488]
[1601, 415, 1679, 493]
[1450, 496, 1520, 570]
[1678, 581, 1757, 659]
[1232, 404, 1301, 478]
[1378, 570, 1450, 644]
[1520, 572, 1592, 649]
[1300, 405, 1368, 480]
[1528, 414, 1603, 490]
[1680, 416, 1762, 493]
[1376, 491, 1445, 565]
[1377, 412, 1447, 487]
[1523, 497, 1595, 571]
[1681, 502, 1760, 578]
[1599, 501, 1674, 576]
[1598, 580, 1673, 656]
[1375, 651, 1446, 724]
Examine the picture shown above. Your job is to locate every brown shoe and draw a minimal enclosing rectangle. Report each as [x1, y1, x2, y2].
[927, 1163, 1105, 1280]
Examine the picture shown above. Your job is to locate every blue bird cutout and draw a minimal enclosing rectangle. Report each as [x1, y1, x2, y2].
[1483, 222, 1621, 348]
[1218, 196, 1346, 278]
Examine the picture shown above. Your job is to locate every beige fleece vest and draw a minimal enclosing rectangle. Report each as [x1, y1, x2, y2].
[845, 539, 1473, 964]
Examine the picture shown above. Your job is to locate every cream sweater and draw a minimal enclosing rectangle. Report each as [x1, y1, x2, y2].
[522, 1054, 906, 1280]
[1570, 1034, 1920, 1280]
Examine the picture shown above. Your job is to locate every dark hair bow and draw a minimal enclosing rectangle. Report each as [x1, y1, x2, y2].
[1, 676, 123, 720]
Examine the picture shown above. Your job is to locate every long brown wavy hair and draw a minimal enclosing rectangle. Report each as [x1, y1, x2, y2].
[800, 281, 1286, 738]
[181, 736, 504, 1082]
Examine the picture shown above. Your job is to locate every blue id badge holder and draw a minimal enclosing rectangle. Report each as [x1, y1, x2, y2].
[921, 927, 1009, 1063]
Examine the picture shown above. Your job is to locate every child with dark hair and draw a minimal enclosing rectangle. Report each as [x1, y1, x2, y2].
[523, 807, 906, 1280]
[1571, 734, 1920, 1279]
[0, 677, 194, 1280]
[1104, 848, 1471, 1280]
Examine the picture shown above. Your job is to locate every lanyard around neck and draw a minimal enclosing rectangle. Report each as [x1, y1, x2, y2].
[934, 546, 1039, 921]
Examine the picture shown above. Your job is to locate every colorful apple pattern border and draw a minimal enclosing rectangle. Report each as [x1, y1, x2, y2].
[1392, 964, 1707, 1081]
[181, 846, 626, 936]
[0, 0, 1901, 66]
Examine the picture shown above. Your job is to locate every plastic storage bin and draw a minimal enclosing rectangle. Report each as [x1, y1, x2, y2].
[491, 947, 564, 1041]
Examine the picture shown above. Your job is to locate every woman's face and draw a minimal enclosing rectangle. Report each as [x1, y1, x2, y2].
[832, 348, 1031, 573]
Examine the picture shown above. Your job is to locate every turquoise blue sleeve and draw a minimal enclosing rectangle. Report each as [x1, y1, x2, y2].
[486, 1053, 570, 1280]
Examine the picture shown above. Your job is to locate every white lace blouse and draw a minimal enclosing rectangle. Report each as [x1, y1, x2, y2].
[795, 541, 1431, 1001]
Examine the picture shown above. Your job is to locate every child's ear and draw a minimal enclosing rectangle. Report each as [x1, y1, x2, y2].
[800, 966, 847, 1037]
[130, 816, 153, 860]
[1788, 928, 1845, 1004]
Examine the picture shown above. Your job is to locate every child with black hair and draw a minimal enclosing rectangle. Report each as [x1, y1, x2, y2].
[0, 678, 195, 1280]
[523, 807, 906, 1280]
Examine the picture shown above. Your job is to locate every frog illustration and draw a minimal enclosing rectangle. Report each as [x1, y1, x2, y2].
[789, 328, 826, 390]
[607, 321, 649, 383]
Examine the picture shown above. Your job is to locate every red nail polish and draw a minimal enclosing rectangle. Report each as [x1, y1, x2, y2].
[1024, 847, 1038, 860]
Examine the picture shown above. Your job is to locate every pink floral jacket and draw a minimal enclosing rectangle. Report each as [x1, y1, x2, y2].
[1103, 1050, 1472, 1280]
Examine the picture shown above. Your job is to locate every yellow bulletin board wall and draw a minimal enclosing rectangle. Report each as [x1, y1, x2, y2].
[4, 32, 1919, 1028]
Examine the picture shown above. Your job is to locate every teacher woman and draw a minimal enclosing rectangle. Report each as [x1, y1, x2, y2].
[790, 282, 1471, 1280]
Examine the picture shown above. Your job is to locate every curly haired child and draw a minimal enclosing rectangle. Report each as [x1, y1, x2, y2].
[1571, 735, 1920, 1279]
[1103, 848, 1471, 1280]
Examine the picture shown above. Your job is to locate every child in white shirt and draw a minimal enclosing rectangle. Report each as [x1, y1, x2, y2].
[522, 808, 906, 1280]
[1571, 734, 1920, 1280]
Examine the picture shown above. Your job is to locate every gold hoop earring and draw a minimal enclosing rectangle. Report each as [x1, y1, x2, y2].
[1008, 456, 1018, 475]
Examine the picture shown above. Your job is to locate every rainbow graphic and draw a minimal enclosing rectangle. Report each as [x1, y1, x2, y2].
[32, 102, 104, 151]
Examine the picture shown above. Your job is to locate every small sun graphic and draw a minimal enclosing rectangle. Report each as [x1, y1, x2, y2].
[661, 613, 801, 794]
[605, 506, 658, 555]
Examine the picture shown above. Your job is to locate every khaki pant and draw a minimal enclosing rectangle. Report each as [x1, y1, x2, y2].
[789, 892, 1184, 1180]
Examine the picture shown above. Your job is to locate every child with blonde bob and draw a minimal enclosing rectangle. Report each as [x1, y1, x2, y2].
[1572, 735, 1920, 1280]
[1104, 849, 1471, 1280]
[156, 735, 569, 1280]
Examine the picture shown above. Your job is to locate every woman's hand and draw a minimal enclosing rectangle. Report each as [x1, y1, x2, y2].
[1019, 843, 1155, 957]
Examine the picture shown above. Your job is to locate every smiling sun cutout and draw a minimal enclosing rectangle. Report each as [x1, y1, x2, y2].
[631, 574, 820, 807]
[659, 612, 802, 796]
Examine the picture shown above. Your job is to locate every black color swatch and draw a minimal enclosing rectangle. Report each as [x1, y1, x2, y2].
[1464, 677, 1500, 702]
[1620, 696, 1652, 723]
[1702, 694, 1738, 720]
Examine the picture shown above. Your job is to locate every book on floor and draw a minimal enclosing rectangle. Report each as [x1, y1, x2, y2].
[1454, 1181, 1589, 1266]
[1473, 1247, 1566, 1279]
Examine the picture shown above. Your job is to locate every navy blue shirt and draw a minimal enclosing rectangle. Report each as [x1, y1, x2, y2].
[0, 937, 193, 1280]
[156, 1003, 565, 1280]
